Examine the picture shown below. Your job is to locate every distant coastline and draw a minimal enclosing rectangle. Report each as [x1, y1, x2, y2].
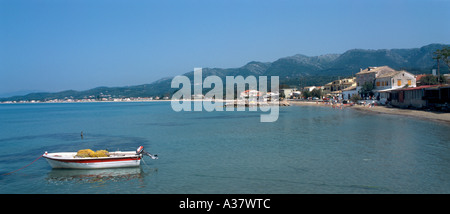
[0, 99, 171, 104]
[3, 98, 449, 124]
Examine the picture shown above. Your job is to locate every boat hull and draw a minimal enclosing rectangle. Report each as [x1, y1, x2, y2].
[43, 152, 142, 169]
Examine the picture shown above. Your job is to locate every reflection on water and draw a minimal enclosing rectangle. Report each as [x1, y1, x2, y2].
[46, 167, 156, 185]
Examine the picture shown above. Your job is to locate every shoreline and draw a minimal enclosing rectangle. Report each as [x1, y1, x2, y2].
[3, 99, 450, 124]
[290, 100, 450, 124]
[350, 105, 450, 124]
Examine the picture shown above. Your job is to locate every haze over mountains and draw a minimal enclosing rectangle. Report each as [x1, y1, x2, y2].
[1, 43, 448, 102]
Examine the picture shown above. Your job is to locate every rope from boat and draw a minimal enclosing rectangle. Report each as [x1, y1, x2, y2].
[1, 154, 44, 176]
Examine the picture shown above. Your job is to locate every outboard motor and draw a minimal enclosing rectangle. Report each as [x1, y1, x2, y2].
[136, 146, 158, 160]
[136, 146, 145, 155]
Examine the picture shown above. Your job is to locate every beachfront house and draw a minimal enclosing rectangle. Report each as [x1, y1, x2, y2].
[356, 66, 389, 87]
[303, 86, 316, 92]
[374, 70, 416, 103]
[356, 66, 398, 88]
[374, 70, 416, 90]
[322, 77, 356, 99]
[240, 89, 263, 99]
[356, 66, 416, 103]
[335, 77, 356, 91]
[281, 88, 300, 99]
[342, 85, 358, 100]
[390, 85, 437, 109]
[422, 84, 450, 109]
[322, 82, 332, 96]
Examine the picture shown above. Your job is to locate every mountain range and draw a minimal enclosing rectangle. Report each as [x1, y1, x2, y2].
[1, 43, 449, 102]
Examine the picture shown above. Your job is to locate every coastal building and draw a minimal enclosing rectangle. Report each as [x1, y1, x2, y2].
[389, 84, 450, 110]
[374, 70, 416, 103]
[292, 90, 301, 98]
[264, 91, 279, 101]
[356, 66, 397, 87]
[240, 90, 263, 98]
[281, 88, 299, 99]
[322, 82, 332, 95]
[322, 77, 356, 99]
[422, 84, 450, 107]
[332, 77, 356, 91]
[374, 70, 416, 90]
[303, 86, 316, 92]
[415, 74, 428, 86]
[390, 85, 437, 109]
[356, 66, 416, 89]
[341, 85, 358, 100]
[355, 66, 416, 102]
[445, 74, 450, 83]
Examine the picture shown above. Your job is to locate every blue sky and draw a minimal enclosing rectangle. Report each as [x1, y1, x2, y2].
[1, 0, 449, 95]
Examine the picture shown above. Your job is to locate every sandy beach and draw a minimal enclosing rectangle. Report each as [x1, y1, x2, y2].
[350, 105, 450, 124]
[289, 100, 329, 106]
[290, 100, 450, 124]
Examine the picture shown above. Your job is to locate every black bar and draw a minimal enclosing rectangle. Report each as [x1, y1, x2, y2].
[2, 194, 449, 212]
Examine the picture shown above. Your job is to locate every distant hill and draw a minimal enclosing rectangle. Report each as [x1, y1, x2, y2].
[1, 43, 448, 102]
[321, 43, 446, 75]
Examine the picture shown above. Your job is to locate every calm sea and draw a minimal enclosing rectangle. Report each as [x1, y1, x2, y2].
[0, 102, 449, 194]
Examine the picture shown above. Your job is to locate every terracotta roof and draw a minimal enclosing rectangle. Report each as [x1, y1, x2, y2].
[415, 74, 427, 82]
[424, 84, 450, 90]
[356, 66, 396, 75]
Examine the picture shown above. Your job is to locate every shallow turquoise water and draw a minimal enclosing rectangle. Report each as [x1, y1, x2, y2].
[1, 102, 450, 193]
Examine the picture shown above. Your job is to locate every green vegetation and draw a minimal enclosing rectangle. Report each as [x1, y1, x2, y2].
[433, 46, 450, 71]
[302, 89, 323, 99]
[420, 74, 448, 85]
[359, 82, 374, 98]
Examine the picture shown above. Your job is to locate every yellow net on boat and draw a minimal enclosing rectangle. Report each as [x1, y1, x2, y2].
[76, 149, 109, 157]
[76, 149, 94, 157]
[91, 150, 109, 157]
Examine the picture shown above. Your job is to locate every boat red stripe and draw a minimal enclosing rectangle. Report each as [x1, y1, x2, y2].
[45, 157, 141, 163]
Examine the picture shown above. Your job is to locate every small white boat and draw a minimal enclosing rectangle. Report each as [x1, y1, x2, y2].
[43, 146, 158, 169]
